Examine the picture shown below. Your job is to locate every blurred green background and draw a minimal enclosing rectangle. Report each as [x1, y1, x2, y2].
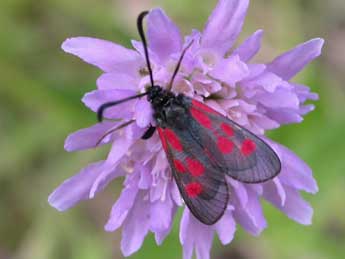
[1, 0, 344, 258]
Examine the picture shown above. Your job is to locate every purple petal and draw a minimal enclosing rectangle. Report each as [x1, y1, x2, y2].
[62, 37, 141, 73]
[138, 164, 153, 189]
[232, 186, 267, 236]
[172, 78, 195, 97]
[148, 8, 182, 63]
[180, 210, 193, 259]
[89, 165, 126, 199]
[228, 178, 248, 207]
[266, 108, 303, 124]
[150, 177, 168, 203]
[82, 89, 136, 119]
[293, 83, 319, 102]
[125, 123, 146, 141]
[250, 113, 280, 132]
[171, 182, 183, 206]
[267, 38, 324, 80]
[277, 143, 319, 194]
[150, 194, 174, 233]
[193, 74, 222, 97]
[48, 161, 105, 211]
[150, 151, 169, 185]
[105, 183, 139, 232]
[265, 186, 313, 225]
[96, 72, 139, 91]
[215, 209, 236, 245]
[64, 121, 119, 152]
[250, 184, 263, 196]
[135, 99, 153, 128]
[244, 64, 266, 81]
[106, 136, 135, 165]
[89, 137, 134, 198]
[121, 192, 150, 256]
[233, 30, 263, 62]
[154, 207, 177, 245]
[299, 104, 315, 115]
[210, 55, 249, 86]
[256, 88, 299, 109]
[155, 229, 170, 246]
[195, 232, 213, 259]
[131, 40, 160, 65]
[202, 0, 249, 54]
[245, 71, 283, 93]
[180, 209, 214, 259]
[263, 178, 286, 207]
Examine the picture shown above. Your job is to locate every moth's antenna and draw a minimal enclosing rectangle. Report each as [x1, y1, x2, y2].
[97, 92, 148, 122]
[95, 120, 135, 146]
[96, 12, 153, 123]
[137, 11, 154, 88]
[167, 40, 194, 91]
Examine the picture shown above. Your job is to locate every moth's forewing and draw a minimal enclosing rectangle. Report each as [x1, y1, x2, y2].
[188, 99, 281, 183]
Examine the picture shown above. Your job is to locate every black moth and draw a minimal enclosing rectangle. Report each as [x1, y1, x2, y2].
[97, 11, 281, 225]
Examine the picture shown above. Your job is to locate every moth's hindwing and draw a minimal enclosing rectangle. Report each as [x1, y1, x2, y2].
[157, 127, 229, 225]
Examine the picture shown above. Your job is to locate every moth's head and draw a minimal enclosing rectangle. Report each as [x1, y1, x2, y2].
[147, 85, 163, 102]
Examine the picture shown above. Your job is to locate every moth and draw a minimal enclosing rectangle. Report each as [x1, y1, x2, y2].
[97, 11, 281, 225]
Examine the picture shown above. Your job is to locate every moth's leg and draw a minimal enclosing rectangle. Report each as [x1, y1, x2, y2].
[141, 125, 156, 139]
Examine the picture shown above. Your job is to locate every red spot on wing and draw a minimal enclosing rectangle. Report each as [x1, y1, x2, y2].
[221, 123, 234, 137]
[185, 182, 203, 198]
[174, 159, 186, 173]
[186, 158, 205, 177]
[191, 99, 218, 114]
[217, 137, 234, 154]
[241, 139, 256, 156]
[191, 108, 212, 129]
[164, 128, 183, 151]
[157, 128, 168, 151]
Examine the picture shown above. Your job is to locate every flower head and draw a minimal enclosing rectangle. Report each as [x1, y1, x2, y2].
[49, 0, 323, 258]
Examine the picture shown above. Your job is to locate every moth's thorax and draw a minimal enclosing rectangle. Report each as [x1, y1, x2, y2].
[147, 85, 191, 129]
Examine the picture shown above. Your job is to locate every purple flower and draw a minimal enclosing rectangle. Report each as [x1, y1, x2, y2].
[49, 0, 323, 257]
